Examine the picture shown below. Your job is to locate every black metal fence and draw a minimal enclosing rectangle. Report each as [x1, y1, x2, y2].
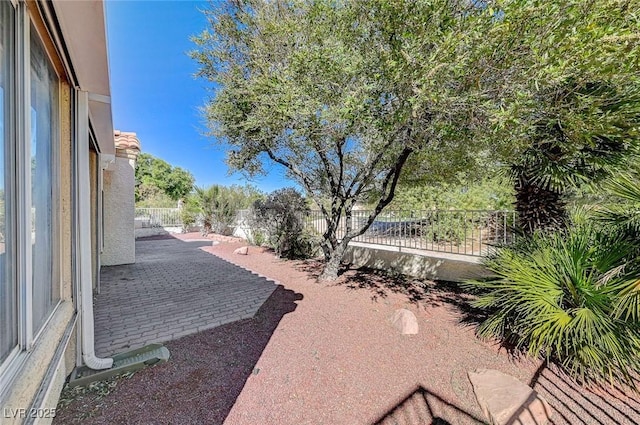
[305, 209, 516, 256]
[134, 207, 516, 257]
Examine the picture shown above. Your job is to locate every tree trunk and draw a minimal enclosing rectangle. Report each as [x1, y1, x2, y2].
[514, 174, 567, 234]
[318, 239, 349, 281]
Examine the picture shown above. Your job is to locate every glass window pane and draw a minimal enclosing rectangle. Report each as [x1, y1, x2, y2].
[0, 1, 16, 364]
[30, 25, 59, 334]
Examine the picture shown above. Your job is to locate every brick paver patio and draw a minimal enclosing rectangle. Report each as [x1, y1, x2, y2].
[94, 237, 277, 356]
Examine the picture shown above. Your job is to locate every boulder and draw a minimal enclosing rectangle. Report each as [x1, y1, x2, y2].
[391, 309, 419, 335]
[233, 246, 249, 255]
[468, 369, 552, 425]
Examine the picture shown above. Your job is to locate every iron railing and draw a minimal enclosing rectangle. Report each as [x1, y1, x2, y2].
[134, 207, 516, 256]
[135, 208, 182, 228]
[305, 209, 516, 257]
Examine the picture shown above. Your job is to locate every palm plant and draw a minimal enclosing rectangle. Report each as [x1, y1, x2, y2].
[465, 213, 640, 386]
[595, 171, 640, 237]
[510, 80, 640, 234]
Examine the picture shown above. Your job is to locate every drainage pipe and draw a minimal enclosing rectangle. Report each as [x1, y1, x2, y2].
[75, 90, 113, 370]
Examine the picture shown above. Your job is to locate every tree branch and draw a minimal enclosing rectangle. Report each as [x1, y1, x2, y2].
[345, 146, 413, 239]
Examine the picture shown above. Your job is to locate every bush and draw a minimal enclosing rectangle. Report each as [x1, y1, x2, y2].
[251, 188, 318, 259]
[192, 184, 264, 235]
[135, 183, 176, 208]
[247, 228, 266, 247]
[180, 197, 200, 232]
[464, 216, 640, 386]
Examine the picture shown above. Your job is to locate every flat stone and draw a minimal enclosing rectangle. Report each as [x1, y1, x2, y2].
[234, 246, 249, 255]
[468, 369, 552, 425]
[391, 309, 418, 335]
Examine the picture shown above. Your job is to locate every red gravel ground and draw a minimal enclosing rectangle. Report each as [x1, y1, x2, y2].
[54, 234, 640, 424]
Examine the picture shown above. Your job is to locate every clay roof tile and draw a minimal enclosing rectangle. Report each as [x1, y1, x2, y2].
[114, 130, 141, 151]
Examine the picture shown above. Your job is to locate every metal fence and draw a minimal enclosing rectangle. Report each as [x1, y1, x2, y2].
[135, 208, 182, 228]
[305, 209, 516, 257]
[134, 207, 516, 257]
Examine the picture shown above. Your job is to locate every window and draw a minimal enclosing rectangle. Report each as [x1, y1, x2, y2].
[0, 0, 16, 365]
[30, 23, 59, 334]
[0, 2, 61, 377]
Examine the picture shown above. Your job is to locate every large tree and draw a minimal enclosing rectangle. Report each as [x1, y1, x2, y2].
[477, 0, 640, 233]
[135, 153, 196, 203]
[192, 0, 491, 280]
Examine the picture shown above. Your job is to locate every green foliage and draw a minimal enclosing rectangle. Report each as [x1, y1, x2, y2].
[388, 176, 514, 212]
[594, 170, 640, 235]
[179, 196, 200, 232]
[475, 0, 640, 233]
[134, 183, 176, 208]
[465, 216, 640, 386]
[135, 153, 195, 204]
[191, 0, 493, 279]
[190, 184, 263, 235]
[468, 170, 640, 386]
[247, 228, 266, 247]
[251, 188, 318, 259]
[191, 0, 640, 278]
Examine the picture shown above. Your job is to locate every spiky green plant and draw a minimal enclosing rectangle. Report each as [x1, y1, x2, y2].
[595, 172, 640, 236]
[465, 216, 640, 386]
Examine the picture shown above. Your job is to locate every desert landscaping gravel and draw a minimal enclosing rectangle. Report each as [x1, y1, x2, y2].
[54, 234, 640, 424]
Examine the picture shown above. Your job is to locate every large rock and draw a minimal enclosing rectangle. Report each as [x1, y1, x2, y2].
[233, 246, 249, 255]
[468, 369, 552, 425]
[391, 309, 419, 335]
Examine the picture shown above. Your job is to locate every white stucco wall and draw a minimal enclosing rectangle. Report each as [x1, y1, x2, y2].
[102, 153, 136, 265]
[344, 242, 492, 282]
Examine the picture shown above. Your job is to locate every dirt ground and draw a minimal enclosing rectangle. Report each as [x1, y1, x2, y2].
[54, 234, 640, 424]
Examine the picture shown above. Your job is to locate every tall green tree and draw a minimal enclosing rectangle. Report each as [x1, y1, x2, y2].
[191, 0, 492, 280]
[135, 153, 196, 203]
[478, 0, 640, 233]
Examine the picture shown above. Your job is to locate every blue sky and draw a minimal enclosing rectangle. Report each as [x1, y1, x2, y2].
[105, 0, 289, 192]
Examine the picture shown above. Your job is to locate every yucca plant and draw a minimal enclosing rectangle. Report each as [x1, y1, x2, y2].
[465, 214, 640, 386]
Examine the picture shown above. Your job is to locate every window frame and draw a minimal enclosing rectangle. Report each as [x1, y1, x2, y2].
[0, 0, 19, 380]
[0, 0, 63, 396]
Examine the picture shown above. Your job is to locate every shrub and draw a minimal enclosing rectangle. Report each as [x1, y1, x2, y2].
[251, 188, 318, 259]
[464, 216, 640, 386]
[135, 183, 176, 208]
[180, 196, 200, 232]
[247, 228, 266, 247]
[192, 184, 264, 235]
[423, 211, 466, 244]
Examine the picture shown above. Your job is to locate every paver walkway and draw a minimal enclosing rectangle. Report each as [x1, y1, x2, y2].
[94, 237, 277, 356]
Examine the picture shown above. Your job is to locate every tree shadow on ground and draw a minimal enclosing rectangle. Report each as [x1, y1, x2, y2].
[295, 258, 487, 321]
[54, 285, 302, 425]
[374, 385, 486, 425]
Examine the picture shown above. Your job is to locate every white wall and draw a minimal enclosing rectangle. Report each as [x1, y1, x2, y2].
[102, 154, 136, 265]
[344, 242, 492, 282]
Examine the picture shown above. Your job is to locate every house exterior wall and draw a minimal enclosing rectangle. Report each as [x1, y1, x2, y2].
[102, 146, 139, 266]
[0, 2, 115, 423]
